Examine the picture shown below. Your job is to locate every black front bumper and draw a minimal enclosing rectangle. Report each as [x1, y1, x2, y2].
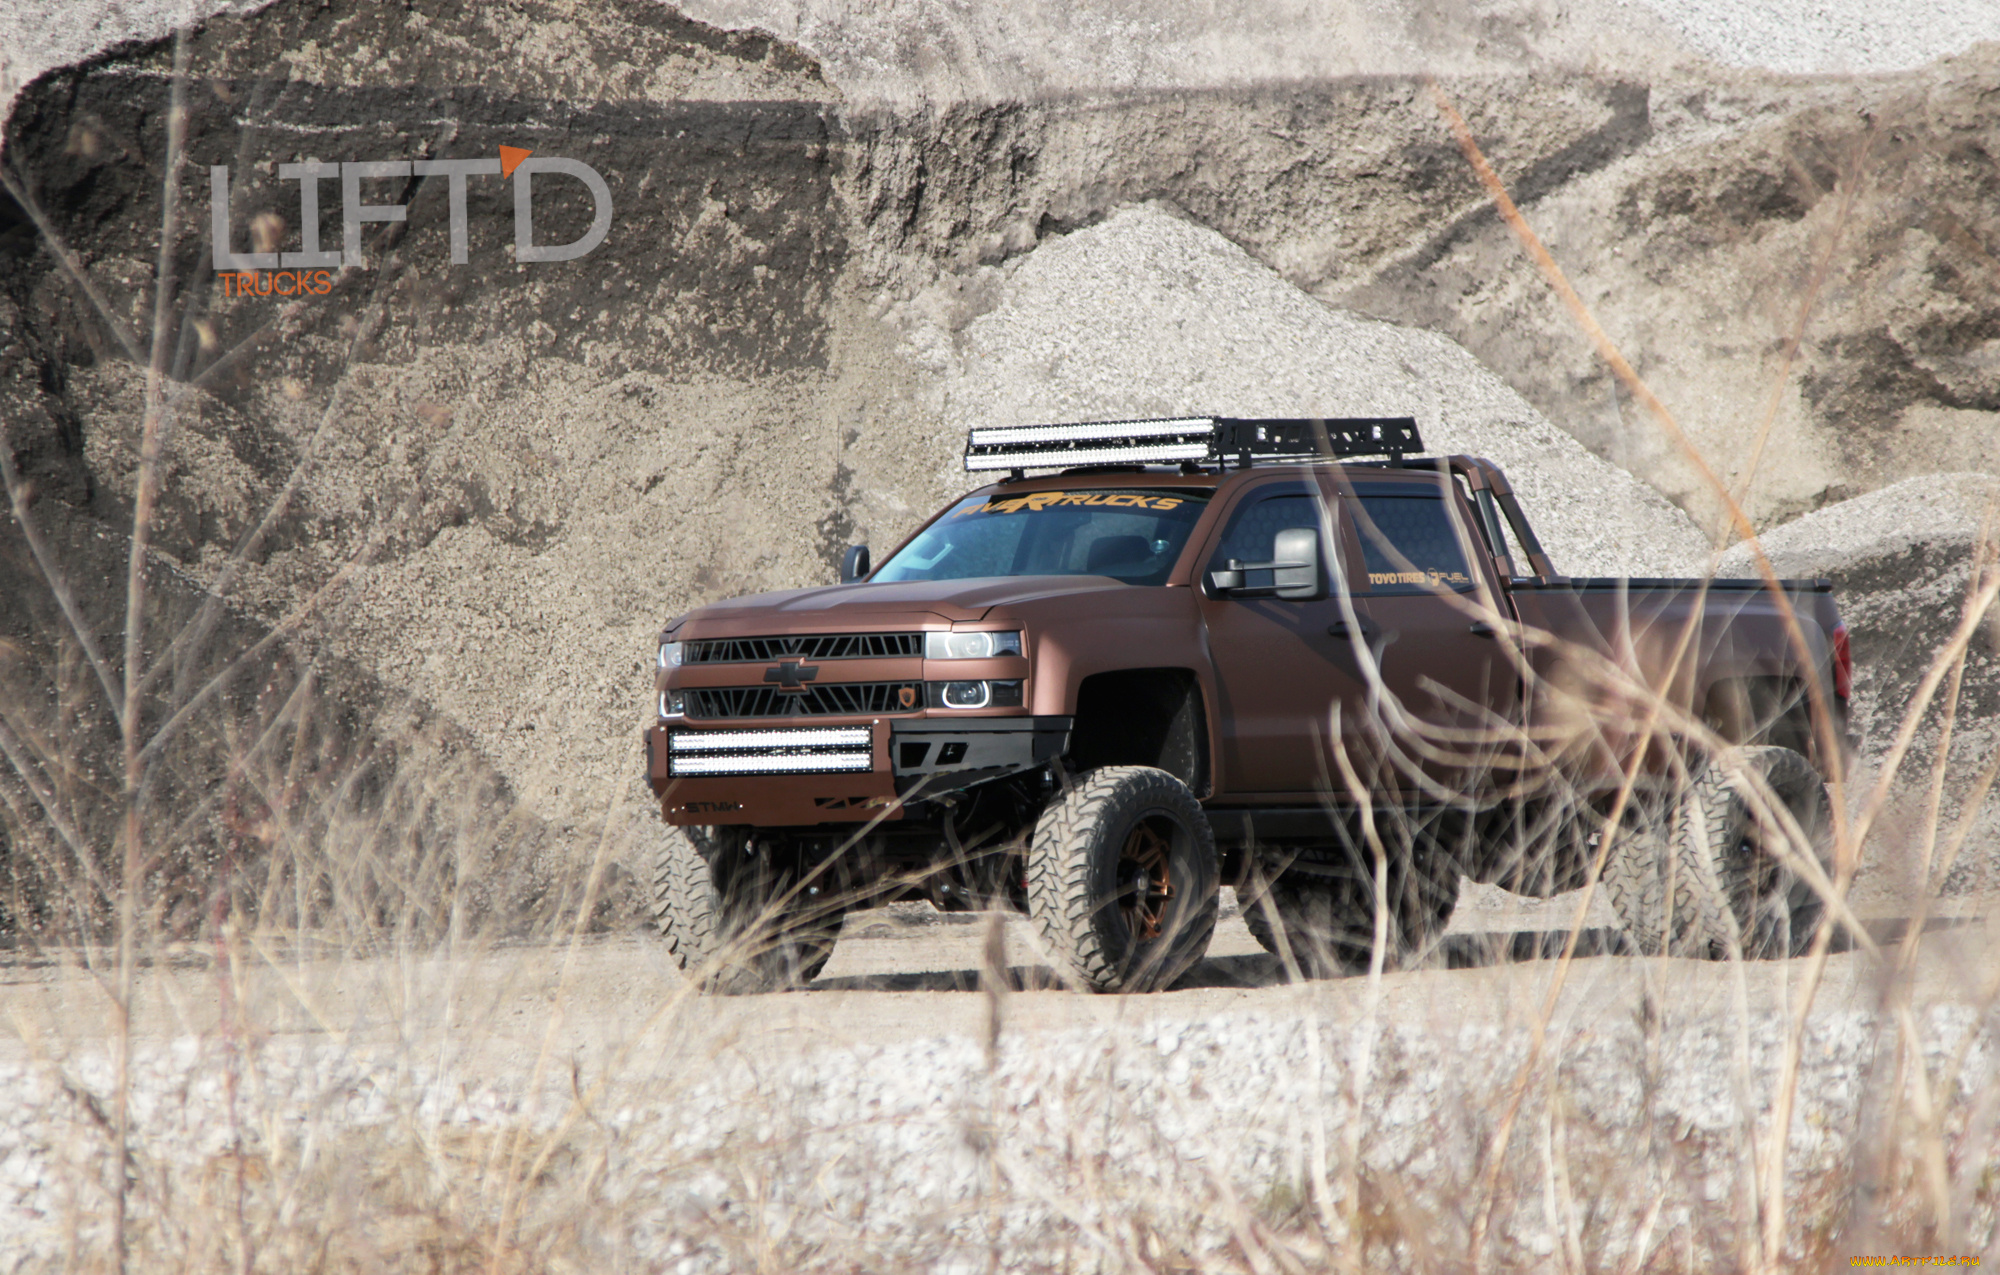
[890, 715, 1072, 796]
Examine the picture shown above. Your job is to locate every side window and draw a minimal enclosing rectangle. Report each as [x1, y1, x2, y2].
[1352, 495, 1474, 592]
[1206, 492, 1320, 572]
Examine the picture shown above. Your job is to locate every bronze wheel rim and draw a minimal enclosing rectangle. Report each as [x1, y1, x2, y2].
[1117, 817, 1177, 942]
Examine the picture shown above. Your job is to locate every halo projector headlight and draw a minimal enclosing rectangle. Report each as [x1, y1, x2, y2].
[657, 641, 684, 671]
[925, 630, 1023, 660]
[939, 680, 990, 709]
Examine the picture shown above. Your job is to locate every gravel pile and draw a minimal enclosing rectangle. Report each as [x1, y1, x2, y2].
[1718, 475, 2000, 898]
[0, 1002, 1989, 1268]
[13, 0, 2000, 125]
[676, 0, 2000, 101]
[1717, 473, 2000, 582]
[899, 203, 1708, 578]
[1624, 0, 2000, 75]
[673, 0, 1693, 101]
[0, 0, 259, 125]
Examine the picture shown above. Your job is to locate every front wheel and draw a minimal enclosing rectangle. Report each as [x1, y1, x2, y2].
[650, 825, 844, 994]
[1026, 766, 1219, 993]
[1240, 843, 1460, 979]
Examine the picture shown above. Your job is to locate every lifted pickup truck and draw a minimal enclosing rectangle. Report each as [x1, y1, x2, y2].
[644, 417, 1853, 992]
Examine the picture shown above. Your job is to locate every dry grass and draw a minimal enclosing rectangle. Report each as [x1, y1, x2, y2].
[0, 25, 1995, 1275]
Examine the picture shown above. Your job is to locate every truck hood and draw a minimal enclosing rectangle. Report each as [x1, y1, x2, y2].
[671, 576, 1147, 635]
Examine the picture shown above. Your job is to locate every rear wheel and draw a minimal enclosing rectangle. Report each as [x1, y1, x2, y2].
[1601, 747, 1835, 959]
[1684, 746, 1835, 958]
[650, 825, 844, 994]
[1240, 842, 1459, 978]
[1026, 766, 1219, 993]
[1598, 789, 1723, 957]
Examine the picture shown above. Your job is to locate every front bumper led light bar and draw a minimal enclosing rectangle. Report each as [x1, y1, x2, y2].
[962, 416, 1423, 473]
[668, 727, 873, 776]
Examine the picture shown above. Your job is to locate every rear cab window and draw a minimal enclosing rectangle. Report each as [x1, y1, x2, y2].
[1348, 488, 1476, 593]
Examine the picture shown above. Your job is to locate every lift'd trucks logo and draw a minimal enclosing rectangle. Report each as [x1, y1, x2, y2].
[210, 145, 611, 295]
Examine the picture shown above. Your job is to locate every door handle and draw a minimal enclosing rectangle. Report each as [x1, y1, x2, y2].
[1326, 620, 1375, 640]
[1469, 621, 1499, 638]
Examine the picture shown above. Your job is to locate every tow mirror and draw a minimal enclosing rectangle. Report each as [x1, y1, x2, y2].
[1269, 528, 1322, 599]
[840, 544, 871, 583]
[1205, 527, 1325, 601]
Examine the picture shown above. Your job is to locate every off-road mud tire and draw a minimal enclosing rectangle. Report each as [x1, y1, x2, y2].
[1680, 746, 1835, 958]
[1026, 766, 1219, 993]
[650, 825, 843, 994]
[1599, 787, 1730, 958]
[1239, 845, 1460, 978]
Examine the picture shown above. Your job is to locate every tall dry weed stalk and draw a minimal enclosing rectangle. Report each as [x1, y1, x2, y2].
[0, 20, 596, 1271]
[1430, 79, 2000, 1271]
[0, 23, 1992, 1275]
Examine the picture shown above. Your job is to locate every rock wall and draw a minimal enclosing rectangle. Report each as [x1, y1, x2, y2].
[0, 0, 1994, 919]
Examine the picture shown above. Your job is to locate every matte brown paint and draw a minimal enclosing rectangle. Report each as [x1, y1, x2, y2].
[650, 462, 1847, 827]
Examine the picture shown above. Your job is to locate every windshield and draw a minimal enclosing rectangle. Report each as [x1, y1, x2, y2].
[873, 489, 1212, 585]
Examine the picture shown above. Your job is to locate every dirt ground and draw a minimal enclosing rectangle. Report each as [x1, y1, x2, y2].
[0, 884, 1990, 1271]
[2, 888, 1987, 1074]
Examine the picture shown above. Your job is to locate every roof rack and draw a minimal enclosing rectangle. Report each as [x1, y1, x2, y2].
[962, 416, 1423, 473]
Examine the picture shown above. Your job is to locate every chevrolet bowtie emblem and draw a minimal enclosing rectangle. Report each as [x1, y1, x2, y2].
[764, 660, 820, 691]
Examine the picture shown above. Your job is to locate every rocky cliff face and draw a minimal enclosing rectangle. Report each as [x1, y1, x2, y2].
[1, 0, 1992, 919]
[1343, 49, 2000, 535]
[0, 0, 865, 920]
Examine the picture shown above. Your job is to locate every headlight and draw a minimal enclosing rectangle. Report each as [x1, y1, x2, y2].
[657, 641, 683, 671]
[924, 630, 1023, 660]
[939, 680, 988, 709]
[659, 689, 685, 718]
[927, 680, 1023, 710]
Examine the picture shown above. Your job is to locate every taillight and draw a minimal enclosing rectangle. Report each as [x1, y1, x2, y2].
[1831, 622, 1852, 700]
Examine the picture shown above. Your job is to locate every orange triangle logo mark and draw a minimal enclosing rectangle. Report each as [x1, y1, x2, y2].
[499, 146, 533, 179]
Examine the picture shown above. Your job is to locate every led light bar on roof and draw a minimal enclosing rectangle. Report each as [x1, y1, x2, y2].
[964, 418, 1215, 471]
[961, 416, 1424, 473]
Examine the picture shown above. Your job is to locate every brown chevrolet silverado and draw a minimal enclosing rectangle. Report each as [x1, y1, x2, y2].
[645, 418, 1854, 992]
